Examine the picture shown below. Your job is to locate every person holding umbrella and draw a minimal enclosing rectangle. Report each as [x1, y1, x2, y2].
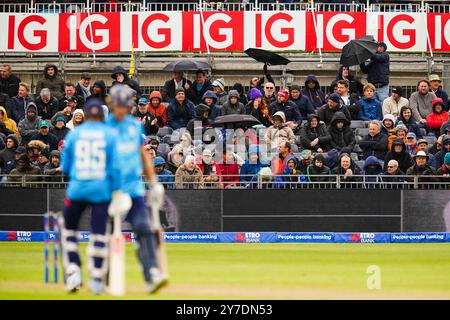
[359, 42, 390, 103]
[162, 71, 192, 103]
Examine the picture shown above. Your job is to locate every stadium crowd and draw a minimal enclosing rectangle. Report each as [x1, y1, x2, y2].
[0, 42, 450, 188]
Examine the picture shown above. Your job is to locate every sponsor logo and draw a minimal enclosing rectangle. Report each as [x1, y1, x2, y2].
[236, 232, 261, 243]
[17, 231, 32, 242]
[7, 231, 17, 241]
[350, 233, 376, 243]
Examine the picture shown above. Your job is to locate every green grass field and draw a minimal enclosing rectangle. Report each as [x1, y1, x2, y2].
[1, 242, 450, 299]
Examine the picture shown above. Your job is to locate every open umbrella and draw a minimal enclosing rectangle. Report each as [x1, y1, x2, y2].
[340, 35, 379, 66]
[245, 48, 291, 66]
[163, 60, 210, 72]
[212, 114, 261, 127]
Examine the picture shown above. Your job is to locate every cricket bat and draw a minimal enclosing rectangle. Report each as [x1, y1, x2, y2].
[109, 214, 125, 296]
[150, 198, 168, 276]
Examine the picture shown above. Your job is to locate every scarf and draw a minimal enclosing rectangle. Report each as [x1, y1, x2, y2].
[78, 80, 91, 99]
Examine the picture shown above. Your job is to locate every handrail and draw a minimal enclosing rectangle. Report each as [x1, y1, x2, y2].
[0, 174, 448, 190]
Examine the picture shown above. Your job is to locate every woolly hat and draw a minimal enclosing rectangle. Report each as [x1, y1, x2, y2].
[212, 78, 225, 91]
[395, 121, 408, 133]
[277, 87, 289, 100]
[328, 93, 341, 103]
[249, 88, 263, 100]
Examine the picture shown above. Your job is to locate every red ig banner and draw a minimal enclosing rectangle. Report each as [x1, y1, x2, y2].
[427, 13, 450, 52]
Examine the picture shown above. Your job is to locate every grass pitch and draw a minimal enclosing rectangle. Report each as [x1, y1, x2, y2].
[1, 242, 450, 299]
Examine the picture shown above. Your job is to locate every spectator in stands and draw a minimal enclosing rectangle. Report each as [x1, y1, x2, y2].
[301, 74, 325, 110]
[231, 83, 248, 106]
[300, 114, 331, 152]
[87, 80, 111, 109]
[31, 120, 58, 151]
[188, 69, 212, 105]
[297, 150, 314, 174]
[50, 115, 70, 142]
[201, 90, 221, 121]
[328, 111, 355, 152]
[433, 135, 450, 169]
[0, 106, 19, 139]
[405, 132, 418, 156]
[43, 150, 62, 181]
[8, 154, 41, 184]
[262, 82, 276, 107]
[36, 147, 50, 172]
[409, 80, 437, 124]
[5, 145, 26, 174]
[317, 93, 351, 125]
[417, 138, 435, 168]
[363, 156, 383, 188]
[35, 88, 59, 120]
[396, 106, 422, 138]
[239, 144, 267, 183]
[331, 153, 362, 185]
[289, 84, 314, 120]
[162, 71, 192, 103]
[35, 64, 65, 101]
[219, 149, 240, 188]
[429, 74, 448, 110]
[265, 111, 296, 151]
[59, 83, 84, 111]
[0, 64, 21, 98]
[133, 97, 158, 136]
[75, 72, 91, 103]
[212, 78, 228, 107]
[336, 79, 359, 120]
[271, 141, 293, 175]
[27, 139, 46, 166]
[332, 65, 363, 96]
[359, 120, 388, 160]
[196, 149, 221, 188]
[269, 88, 302, 130]
[441, 120, 450, 136]
[177, 132, 194, 157]
[65, 109, 84, 131]
[10, 82, 33, 123]
[382, 86, 409, 118]
[436, 153, 450, 178]
[0, 134, 18, 174]
[147, 90, 168, 128]
[281, 154, 304, 189]
[387, 121, 408, 151]
[360, 42, 390, 102]
[306, 153, 331, 183]
[174, 155, 203, 189]
[384, 139, 413, 174]
[187, 103, 211, 138]
[357, 84, 382, 121]
[154, 156, 174, 189]
[383, 160, 406, 185]
[381, 113, 396, 138]
[246, 88, 272, 127]
[110, 66, 141, 96]
[18, 102, 40, 146]
[406, 151, 437, 179]
[427, 98, 448, 137]
[167, 88, 195, 130]
[166, 144, 184, 174]
[221, 90, 246, 116]
[0, 92, 10, 116]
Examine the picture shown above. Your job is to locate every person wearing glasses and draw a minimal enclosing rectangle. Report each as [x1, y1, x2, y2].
[382, 160, 406, 188]
[262, 82, 276, 106]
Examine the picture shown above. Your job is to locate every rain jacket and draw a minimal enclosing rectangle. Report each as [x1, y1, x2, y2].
[35, 64, 65, 100]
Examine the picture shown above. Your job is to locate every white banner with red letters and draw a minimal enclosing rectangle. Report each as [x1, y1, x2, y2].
[0, 11, 447, 53]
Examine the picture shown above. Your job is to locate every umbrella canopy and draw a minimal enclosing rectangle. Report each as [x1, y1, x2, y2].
[245, 48, 291, 66]
[212, 114, 261, 127]
[340, 35, 379, 66]
[163, 60, 210, 72]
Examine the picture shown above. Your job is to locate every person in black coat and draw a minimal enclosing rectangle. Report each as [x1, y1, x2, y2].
[269, 88, 302, 130]
[50, 114, 70, 142]
[187, 69, 213, 105]
[383, 139, 413, 173]
[30, 120, 59, 151]
[382, 159, 406, 187]
[328, 111, 355, 151]
[162, 71, 192, 103]
[110, 66, 142, 97]
[306, 153, 331, 182]
[289, 84, 315, 119]
[396, 105, 422, 138]
[359, 120, 388, 160]
[360, 42, 390, 102]
[329, 65, 364, 96]
[331, 152, 362, 186]
[299, 114, 331, 152]
[317, 93, 351, 125]
[0, 64, 21, 98]
[186, 103, 212, 138]
[132, 97, 159, 136]
[35, 88, 59, 120]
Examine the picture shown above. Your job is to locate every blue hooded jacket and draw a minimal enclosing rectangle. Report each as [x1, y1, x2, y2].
[358, 96, 382, 121]
[239, 145, 268, 182]
[363, 156, 383, 188]
[202, 90, 221, 121]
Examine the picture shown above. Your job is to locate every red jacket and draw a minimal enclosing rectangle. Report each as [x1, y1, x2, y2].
[218, 162, 239, 187]
[197, 161, 222, 182]
[427, 98, 449, 132]
[148, 91, 168, 128]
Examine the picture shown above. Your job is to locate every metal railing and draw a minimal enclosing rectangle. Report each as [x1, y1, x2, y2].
[0, 1, 449, 13]
[0, 174, 448, 190]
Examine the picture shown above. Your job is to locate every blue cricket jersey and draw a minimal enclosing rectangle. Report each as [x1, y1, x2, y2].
[106, 114, 145, 198]
[62, 121, 121, 203]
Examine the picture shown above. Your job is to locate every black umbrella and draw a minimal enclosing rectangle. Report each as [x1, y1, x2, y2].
[340, 35, 379, 66]
[245, 48, 291, 66]
[212, 114, 261, 127]
[163, 60, 210, 72]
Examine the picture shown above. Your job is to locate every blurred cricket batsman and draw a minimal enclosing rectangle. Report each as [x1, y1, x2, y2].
[107, 84, 168, 294]
[60, 98, 130, 294]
